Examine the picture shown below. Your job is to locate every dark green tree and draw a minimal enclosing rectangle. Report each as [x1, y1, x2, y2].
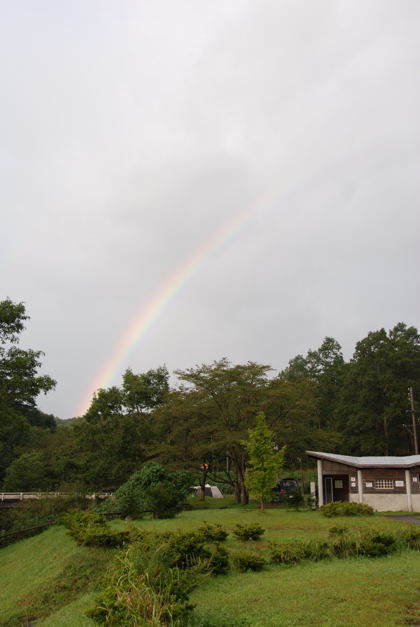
[0, 298, 56, 484]
[336, 323, 420, 455]
[75, 367, 169, 489]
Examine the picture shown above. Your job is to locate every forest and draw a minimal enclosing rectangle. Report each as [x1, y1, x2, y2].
[1, 297, 420, 503]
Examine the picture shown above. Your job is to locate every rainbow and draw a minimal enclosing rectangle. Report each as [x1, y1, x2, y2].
[75, 204, 259, 416]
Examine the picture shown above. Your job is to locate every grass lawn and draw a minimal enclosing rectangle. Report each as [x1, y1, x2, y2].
[0, 503, 419, 626]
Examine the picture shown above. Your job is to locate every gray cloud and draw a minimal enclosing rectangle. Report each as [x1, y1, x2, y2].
[1, 0, 419, 417]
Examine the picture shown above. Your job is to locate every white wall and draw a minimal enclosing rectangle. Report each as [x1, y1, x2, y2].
[349, 492, 417, 512]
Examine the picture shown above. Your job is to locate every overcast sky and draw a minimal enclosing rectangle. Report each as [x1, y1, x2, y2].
[2, 1, 420, 418]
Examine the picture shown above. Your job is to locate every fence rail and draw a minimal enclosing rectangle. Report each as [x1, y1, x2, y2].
[0, 492, 112, 502]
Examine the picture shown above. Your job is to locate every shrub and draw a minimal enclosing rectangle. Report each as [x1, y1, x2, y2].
[399, 526, 420, 550]
[232, 550, 265, 572]
[144, 481, 182, 519]
[328, 525, 349, 537]
[296, 539, 330, 562]
[205, 545, 230, 575]
[320, 501, 375, 517]
[60, 508, 129, 547]
[358, 530, 397, 557]
[270, 543, 302, 565]
[232, 523, 264, 541]
[162, 531, 210, 569]
[81, 526, 129, 548]
[196, 522, 228, 543]
[114, 463, 194, 519]
[89, 544, 205, 625]
[287, 490, 305, 510]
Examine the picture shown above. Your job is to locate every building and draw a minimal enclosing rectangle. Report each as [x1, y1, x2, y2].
[306, 451, 420, 512]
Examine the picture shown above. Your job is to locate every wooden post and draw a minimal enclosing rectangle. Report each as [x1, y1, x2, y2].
[405, 469, 412, 512]
[408, 387, 419, 455]
[317, 459, 324, 507]
[357, 470, 363, 504]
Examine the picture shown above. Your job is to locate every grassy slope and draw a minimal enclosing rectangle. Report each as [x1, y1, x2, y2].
[0, 506, 419, 626]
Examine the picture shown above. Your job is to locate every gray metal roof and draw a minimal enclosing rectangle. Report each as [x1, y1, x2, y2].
[306, 451, 420, 468]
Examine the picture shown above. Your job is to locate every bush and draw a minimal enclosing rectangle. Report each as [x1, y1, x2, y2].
[144, 481, 182, 519]
[296, 539, 330, 562]
[270, 543, 302, 565]
[358, 530, 397, 557]
[320, 501, 375, 517]
[205, 544, 230, 575]
[232, 550, 265, 572]
[232, 523, 264, 541]
[162, 531, 210, 569]
[60, 508, 129, 547]
[89, 543, 205, 625]
[196, 522, 228, 543]
[114, 463, 195, 519]
[399, 526, 420, 550]
[287, 490, 305, 510]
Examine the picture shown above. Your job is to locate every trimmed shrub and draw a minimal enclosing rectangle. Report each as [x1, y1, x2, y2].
[60, 508, 129, 548]
[320, 501, 375, 517]
[196, 522, 228, 543]
[232, 550, 265, 572]
[232, 523, 264, 541]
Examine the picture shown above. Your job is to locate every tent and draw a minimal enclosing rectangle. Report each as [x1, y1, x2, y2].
[193, 484, 224, 498]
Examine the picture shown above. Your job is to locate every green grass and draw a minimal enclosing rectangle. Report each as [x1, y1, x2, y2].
[0, 506, 419, 626]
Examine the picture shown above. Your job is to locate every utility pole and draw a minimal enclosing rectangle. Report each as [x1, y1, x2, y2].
[408, 387, 419, 455]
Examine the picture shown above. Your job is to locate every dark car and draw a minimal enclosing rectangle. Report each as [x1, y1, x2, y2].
[272, 477, 299, 502]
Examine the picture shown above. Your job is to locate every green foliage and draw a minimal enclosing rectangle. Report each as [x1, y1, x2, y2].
[88, 526, 230, 625]
[244, 412, 286, 509]
[269, 543, 303, 565]
[320, 501, 375, 517]
[89, 542, 204, 626]
[287, 489, 305, 510]
[60, 508, 128, 547]
[115, 463, 194, 519]
[358, 530, 397, 557]
[335, 323, 420, 455]
[0, 298, 56, 485]
[231, 550, 265, 572]
[205, 544, 230, 575]
[3, 451, 49, 491]
[195, 522, 228, 543]
[232, 522, 264, 541]
[399, 526, 420, 550]
[175, 359, 272, 504]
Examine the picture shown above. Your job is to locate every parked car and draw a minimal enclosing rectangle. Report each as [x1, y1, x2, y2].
[272, 477, 299, 502]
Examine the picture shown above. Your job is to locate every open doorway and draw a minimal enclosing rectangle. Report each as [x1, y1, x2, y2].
[323, 475, 349, 503]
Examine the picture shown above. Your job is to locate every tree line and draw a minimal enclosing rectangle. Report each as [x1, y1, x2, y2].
[1, 298, 420, 503]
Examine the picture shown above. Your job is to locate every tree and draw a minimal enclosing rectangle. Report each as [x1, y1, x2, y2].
[175, 359, 272, 504]
[76, 367, 169, 489]
[280, 337, 345, 430]
[336, 323, 420, 455]
[0, 298, 56, 484]
[244, 412, 285, 509]
[263, 378, 341, 465]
